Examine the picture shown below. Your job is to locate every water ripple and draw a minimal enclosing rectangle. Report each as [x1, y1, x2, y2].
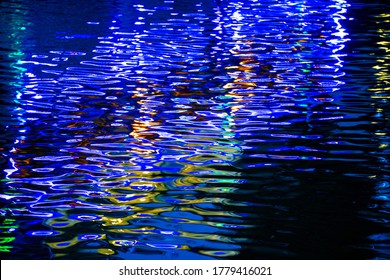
[1, 0, 390, 259]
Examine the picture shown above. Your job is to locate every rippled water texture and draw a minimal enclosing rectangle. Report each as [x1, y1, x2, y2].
[1, 0, 389, 259]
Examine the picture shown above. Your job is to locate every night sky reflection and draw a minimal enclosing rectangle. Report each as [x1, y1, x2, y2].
[0, 0, 389, 259]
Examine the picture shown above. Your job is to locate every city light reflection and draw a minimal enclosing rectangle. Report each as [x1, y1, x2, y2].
[1, 0, 389, 260]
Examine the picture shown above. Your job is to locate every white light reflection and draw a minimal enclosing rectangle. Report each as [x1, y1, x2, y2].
[217, 0, 351, 159]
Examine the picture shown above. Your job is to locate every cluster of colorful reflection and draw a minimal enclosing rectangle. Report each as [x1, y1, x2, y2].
[0, 0, 389, 259]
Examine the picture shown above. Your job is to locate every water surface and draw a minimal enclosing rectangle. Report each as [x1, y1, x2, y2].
[0, 0, 389, 259]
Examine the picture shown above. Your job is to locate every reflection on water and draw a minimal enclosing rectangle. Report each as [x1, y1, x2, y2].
[364, 11, 390, 258]
[0, 0, 389, 259]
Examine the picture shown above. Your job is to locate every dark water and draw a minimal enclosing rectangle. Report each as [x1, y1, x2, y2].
[0, 0, 389, 260]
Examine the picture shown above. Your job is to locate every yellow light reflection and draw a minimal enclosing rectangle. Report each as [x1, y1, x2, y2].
[370, 15, 390, 98]
[370, 12, 390, 150]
